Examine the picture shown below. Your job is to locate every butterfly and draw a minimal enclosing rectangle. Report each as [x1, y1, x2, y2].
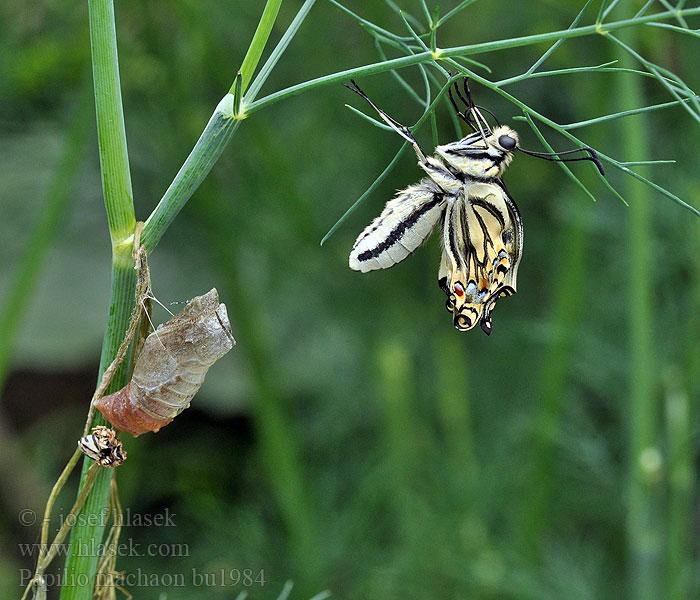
[346, 79, 603, 335]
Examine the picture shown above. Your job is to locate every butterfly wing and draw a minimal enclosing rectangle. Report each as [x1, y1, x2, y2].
[349, 180, 447, 272]
[438, 181, 523, 334]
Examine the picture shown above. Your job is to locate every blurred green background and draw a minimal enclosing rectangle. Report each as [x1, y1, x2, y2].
[1, 1, 699, 598]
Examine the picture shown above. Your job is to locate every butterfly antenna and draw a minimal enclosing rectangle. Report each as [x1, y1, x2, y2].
[518, 145, 605, 176]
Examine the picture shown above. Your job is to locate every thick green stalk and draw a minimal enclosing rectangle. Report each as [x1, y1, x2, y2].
[59, 253, 136, 600]
[60, 0, 136, 597]
[619, 47, 662, 600]
[200, 190, 323, 590]
[88, 0, 135, 244]
[376, 337, 419, 540]
[521, 215, 588, 556]
[664, 373, 692, 600]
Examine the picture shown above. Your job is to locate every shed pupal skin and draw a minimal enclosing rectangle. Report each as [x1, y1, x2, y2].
[95, 289, 235, 436]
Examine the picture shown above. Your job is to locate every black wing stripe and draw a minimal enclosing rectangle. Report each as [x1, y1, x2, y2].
[356, 194, 443, 262]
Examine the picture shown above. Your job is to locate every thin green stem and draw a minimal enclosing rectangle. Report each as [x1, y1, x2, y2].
[235, 0, 284, 94]
[39, 465, 101, 574]
[320, 144, 407, 245]
[0, 82, 92, 394]
[24, 464, 102, 600]
[561, 98, 695, 129]
[248, 7, 700, 115]
[608, 34, 700, 123]
[326, 0, 415, 43]
[141, 96, 241, 253]
[39, 449, 83, 564]
[528, 0, 594, 75]
[436, 0, 481, 27]
[89, 0, 135, 245]
[497, 64, 687, 89]
[244, 0, 317, 104]
[635, 0, 657, 18]
[619, 43, 662, 600]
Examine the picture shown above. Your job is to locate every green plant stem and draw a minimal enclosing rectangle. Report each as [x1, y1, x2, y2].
[243, 0, 317, 104]
[22, 464, 101, 600]
[247, 6, 700, 114]
[141, 0, 313, 251]
[560, 98, 693, 130]
[89, 0, 135, 244]
[60, 0, 137, 597]
[376, 337, 419, 541]
[235, 0, 284, 94]
[619, 44, 662, 600]
[60, 256, 137, 600]
[141, 95, 240, 253]
[0, 82, 92, 393]
[200, 182, 323, 590]
[522, 213, 589, 557]
[664, 372, 692, 600]
[39, 449, 83, 562]
[39, 465, 101, 573]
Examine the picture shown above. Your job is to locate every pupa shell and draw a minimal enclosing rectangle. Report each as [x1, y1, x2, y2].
[95, 288, 235, 436]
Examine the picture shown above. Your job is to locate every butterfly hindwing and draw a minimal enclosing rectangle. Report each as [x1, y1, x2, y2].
[349, 180, 446, 272]
[438, 181, 523, 333]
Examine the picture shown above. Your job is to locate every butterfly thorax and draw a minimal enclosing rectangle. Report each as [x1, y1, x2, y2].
[435, 125, 519, 180]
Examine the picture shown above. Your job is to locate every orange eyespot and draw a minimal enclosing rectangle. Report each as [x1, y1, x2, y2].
[453, 282, 465, 297]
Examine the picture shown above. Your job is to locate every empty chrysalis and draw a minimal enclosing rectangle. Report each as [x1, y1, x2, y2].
[78, 426, 127, 467]
[95, 288, 235, 436]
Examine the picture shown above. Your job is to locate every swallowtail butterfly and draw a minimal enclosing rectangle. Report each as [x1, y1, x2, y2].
[347, 79, 603, 335]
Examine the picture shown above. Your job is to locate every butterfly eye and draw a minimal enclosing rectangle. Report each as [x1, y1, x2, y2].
[498, 135, 516, 150]
[453, 282, 465, 297]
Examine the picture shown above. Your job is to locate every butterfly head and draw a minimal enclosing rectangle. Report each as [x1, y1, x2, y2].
[436, 125, 519, 180]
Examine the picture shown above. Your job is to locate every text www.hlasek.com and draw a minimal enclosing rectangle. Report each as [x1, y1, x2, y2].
[18, 538, 190, 559]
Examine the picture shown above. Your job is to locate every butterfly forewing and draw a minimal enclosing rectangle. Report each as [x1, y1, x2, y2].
[349, 180, 446, 272]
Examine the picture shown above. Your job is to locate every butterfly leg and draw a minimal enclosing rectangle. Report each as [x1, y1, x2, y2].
[345, 80, 427, 163]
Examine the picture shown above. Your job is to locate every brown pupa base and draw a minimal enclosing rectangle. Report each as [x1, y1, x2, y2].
[95, 384, 173, 437]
